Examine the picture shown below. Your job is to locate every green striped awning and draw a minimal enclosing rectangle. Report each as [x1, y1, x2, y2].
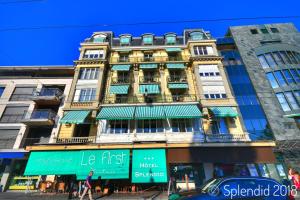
[164, 105, 202, 119]
[168, 83, 188, 89]
[109, 85, 130, 94]
[139, 84, 160, 94]
[209, 107, 238, 117]
[60, 111, 90, 124]
[165, 48, 181, 52]
[166, 63, 185, 69]
[140, 64, 158, 69]
[96, 106, 135, 120]
[284, 113, 300, 118]
[135, 106, 165, 120]
[112, 65, 130, 71]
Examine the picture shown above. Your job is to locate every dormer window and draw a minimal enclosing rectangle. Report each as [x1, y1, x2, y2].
[190, 31, 204, 41]
[93, 34, 106, 43]
[165, 34, 176, 45]
[143, 35, 153, 45]
[120, 35, 131, 46]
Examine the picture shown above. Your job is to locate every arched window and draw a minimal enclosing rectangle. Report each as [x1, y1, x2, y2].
[93, 34, 107, 43]
[142, 34, 154, 45]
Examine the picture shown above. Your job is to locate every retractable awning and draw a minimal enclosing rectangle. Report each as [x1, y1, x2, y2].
[135, 106, 165, 120]
[109, 85, 130, 94]
[96, 106, 135, 120]
[164, 105, 202, 119]
[111, 65, 131, 71]
[60, 110, 90, 124]
[140, 64, 158, 69]
[166, 63, 185, 69]
[209, 107, 238, 117]
[139, 84, 160, 94]
[168, 83, 188, 89]
[165, 47, 181, 52]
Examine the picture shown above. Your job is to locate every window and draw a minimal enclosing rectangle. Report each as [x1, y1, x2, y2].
[0, 106, 29, 123]
[10, 86, 36, 101]
[266, 72, 279, 88]
[203, 86, 227, 99]
[279, 51, 292, 64]
[83, 50, 104, 59]
[108, 120, 128, 134]
[286, 51, 298, 64]
[120, 36, 131, 46]
[285, 92, 300, 110]
[211, 118, 229, 134]
[74, 88, 96, 102]
[294, 90, 300, 98]
[144, 53, 153, 61]
[264, 53, 276, 68]
[257, 55, 269, 68]
[260, 28, 269, 34]
[290, 69, 300, 83]
[272, 52, 284, 65]
[93, 35, 106, 43]
[190, 31, 204, 40]
[270, 28, 279, 33]
[0, 129, 20, 149]
[171, 118, 193, 132]
[165, 35, 176, 45]
[250, 29, 258, 34]
[274, 71, 287, 87]
[193, 46, 214, 56]
[198, 65, 220, 77]
[119, 54, 129, 62]
[276, 93, 291, 111]
[294, 52, 300, 63]
[79, 68, 99, 80]
[0, 87, 5, 97]
[282, 69, 296, 84]
[137, 119, 163, 133]
[143, 35, 153, 45]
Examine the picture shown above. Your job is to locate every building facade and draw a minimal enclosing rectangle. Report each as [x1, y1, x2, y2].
[0, 66, 73, 190]
[218, 23, 300, 172]
[21, 29, 279, 192]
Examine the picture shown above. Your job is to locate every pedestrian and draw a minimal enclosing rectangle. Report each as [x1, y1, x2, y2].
[80, 171, 94, 200]
[288, 167, 296, 180]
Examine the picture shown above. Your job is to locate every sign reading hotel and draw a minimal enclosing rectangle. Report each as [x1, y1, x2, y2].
[132, 149, 167, 183]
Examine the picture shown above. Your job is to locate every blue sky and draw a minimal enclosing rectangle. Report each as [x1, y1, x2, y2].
[0, 0, 299, 66]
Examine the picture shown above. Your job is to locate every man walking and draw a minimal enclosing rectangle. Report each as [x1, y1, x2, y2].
[80, 171, 94, 200]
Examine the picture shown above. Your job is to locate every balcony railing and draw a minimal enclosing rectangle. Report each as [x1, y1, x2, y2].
[103, 94, 198, 104]
[139, 76, 160, 83]
[142, 57, 155, 62]
[33, 88, 63, 97]
[111, 77, 131, 84]
[168, 75, 188, 83]
[56, 136, 96, 144]
[23, 109, 56, 121]
[21, 137, 50, 148]
[205, 134, 250, 142]
[118, 57, 130, 62]
[167, 56, 183, 61]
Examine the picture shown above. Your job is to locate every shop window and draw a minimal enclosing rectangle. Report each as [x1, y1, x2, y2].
[107, 120, 128, 134]
[137, 119, 163, 133]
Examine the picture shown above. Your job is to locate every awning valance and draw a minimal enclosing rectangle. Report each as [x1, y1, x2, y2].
[96, 106, 135, 120]
[164, 105, 202, 119]
[135, 106, 165, 120]
[166, 63, 185, 69]
[168, 83, 188, 89]
[139, 84, 160, 94]
[209, 107, 238, 117]
[111, 65, 131, 71]
[109, 85, 130, 94]
[140, 64, 158, 69]
[165, 47, 181, 52]
[60, 110, 90, 124]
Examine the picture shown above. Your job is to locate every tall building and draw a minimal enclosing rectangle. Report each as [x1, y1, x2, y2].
[20, 29, 280, 192]
[0, 66, 73, 190]
[218, 23, 300, 173]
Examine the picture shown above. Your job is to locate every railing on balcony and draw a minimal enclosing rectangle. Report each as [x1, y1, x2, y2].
[111, 77, 131, 84]
[142, 57, 155, 62]
[118, 57, 130, 62]
[205, 134, 250, 142]
[33, 88, 63, 98]
[56, 136, 96, 144]
[167, 56, 183, 61]
[23, 109, 56, 121]
[168, 75, 188, 83]
[21, 137, 50, 148]
[103, 94, 198, 104]
[139, 76, 160, 83]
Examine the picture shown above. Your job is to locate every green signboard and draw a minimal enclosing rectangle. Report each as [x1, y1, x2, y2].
[24, 150, 130, 180]
[132, 149, 168, 183]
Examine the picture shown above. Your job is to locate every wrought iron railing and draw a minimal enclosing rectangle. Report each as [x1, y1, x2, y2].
[139, 76, 160, 83]
[56, 136, 96, 144]
[168, 75, 188, 83]
[205, 134, 250, 142]
[111, 77, 131, 84]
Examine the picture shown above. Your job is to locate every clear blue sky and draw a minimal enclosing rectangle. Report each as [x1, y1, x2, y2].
[0, 0, 299, 66]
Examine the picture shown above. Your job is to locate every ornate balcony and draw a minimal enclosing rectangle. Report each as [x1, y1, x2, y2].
[167, 75, 188, 83]
[56, 136, 96, 144]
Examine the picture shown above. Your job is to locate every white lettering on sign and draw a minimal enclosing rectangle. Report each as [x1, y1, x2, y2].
[135, 172, 165, 178]
[80, 151, 127, 167]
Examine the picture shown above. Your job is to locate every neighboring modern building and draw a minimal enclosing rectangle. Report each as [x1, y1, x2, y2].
[0, 66, 73, 190]
[22, 29, 278, 191]
[217, 23, 300, 172]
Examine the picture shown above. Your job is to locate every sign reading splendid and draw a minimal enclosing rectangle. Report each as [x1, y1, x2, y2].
[131, 149, 167, 183]
[24, 150, 130, 179]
